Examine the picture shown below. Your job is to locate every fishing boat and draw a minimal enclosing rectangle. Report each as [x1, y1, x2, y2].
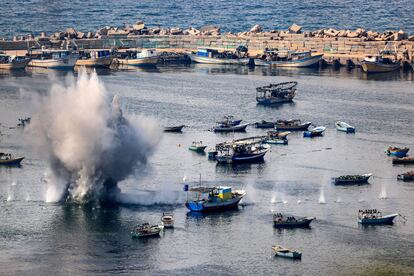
[254, 120, 276, 129]
[164, 125, 185, 132]
[0, 54, 30, 70]
[397, 171, 414, 182]
[272, 245, 302, 259]
[189, 141, 207, 153]
[392, 156, 414, 164]
[361, 55, 400, 73]
[0, 153, 24, 166]
[213, 123, 248, 132]
[75, 49, 113, 67]
[273, 213, 315, 228]
[28, 49, 78, 69]
[303, 126, 326, 138]
[185, 185, 246, 212]
[335, 121, 355, 133]
[386, 146, 409, 158]
[217, 115, 242, 127]
[333, 173, 372, 185]
[114, 49, 159, 66]
[263, 131, 290, 145]
[358, 209, 398, 225]
[131, 223, 164, 238]
[256, 81, 297, 105]
[254, 49, 323, 67]
[189, 46, 250, 65]
[215, 137, 270, 164]
[275, 119, 312, 131]
[161, 213, 174, 228]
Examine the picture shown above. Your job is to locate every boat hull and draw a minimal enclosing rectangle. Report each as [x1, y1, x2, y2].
[185, 196, 242, 212]
[274, 251, 302, 259]
[213, 124, 248, 132]
[164, 125, 185, 132]
[115, 56, 159, 66]
[0, 59, 30, 70]
[255, 122, 275, 128]
[387, 148, 409, 158]
[0, 157, 24, 166]
[76, 57, 113, 67]
[189, 55, 250, 65]
[392, 157, 414, 164]
[189, 146, 207, 152]
[256, 97, 294, 105]
[216, 150, 268, 164]
[255, 54, 323, 67]
[273, 218, 314, 228]
[358, 214, 398, 225]
[276, 122, 311, 131]
[397, 173, 414, 182]
[361, 61, 400, 73]
[334, 175, 371, 185]
[264, 139, 288, 145]
[28, 56, 78, 69]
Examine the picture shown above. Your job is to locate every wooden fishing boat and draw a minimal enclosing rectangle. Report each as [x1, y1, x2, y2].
[213, 123, 248, 132]
[0, 54, 30, 70]
[272, 245, 302, 259]
[358, 209, 398, 225]
[303, 126, 326, 138]
[131, 223, 164, 238]
[275, 120, 312, 131]
[161, 213, 174, 228]
[75, 49, 113, 67]
[335, 121, 355, 133]
[0, 153, 24, 166]
[114, 49, 159, 66]
[185, 186, 245, 212]
[28, 50, 78, 69]
[256, 81, 297, 105]
[254, 120, 276, 128]
[361, 55, 400, 73]
[189, 141, 207, 153]
[333, 173, 372, 185]
[273, 213, 315, 228]
[392, 156, 414, 164]
[164, 125, 185, 132]
[217, 115, 242, 127]
[189, 47, 250, 65]
[215, 138, 270, 164]
[386, 146, 409, 158]
[255, 50, 323, 67]
[397, 171, 414, 182]
[263, 131, 290, 145]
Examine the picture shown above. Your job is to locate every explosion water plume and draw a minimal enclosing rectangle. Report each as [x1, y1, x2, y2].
[26, 69, 159, 203]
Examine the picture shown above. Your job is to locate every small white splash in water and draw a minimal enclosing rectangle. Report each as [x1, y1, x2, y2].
[335, 197, 341, 203]
[297, 199, 302, 204]
[25, 195, 31, 201]
[7, 195, 12, 201]
[319, 188, 326, 204]
[271, 194, 276, 204]
[283, 200, 288, 204]
[358, 198, 365, 202]
[379, 185, 387, 199]
[11, 181, 17, 186]
[183, 175, 187, 183]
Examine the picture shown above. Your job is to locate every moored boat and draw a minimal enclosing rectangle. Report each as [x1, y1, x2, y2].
[217, 115, 242, 127]
[361, 55, 400, 73]
[256, 81, 297, 105]
[28, 49, 78, 69]
[213, 123, 248, 132]
[358, 209, 398, 225]
[0, 153, 24, 166]
[131, 223, 164, 238]
[392, 156, 414, 164]
[397, 171, 414, 182]
[333, 173, 372, 185]
[275, 119, 312, 131]
[164, 125, 185, 132]
[161, 213, 174, 228]
[114, 49, 159, 66]
[189, 141, 207, 153]
[215, 137, 270, 164]
[303, 126, 326, 138]
[272, 245, 302, 259]
[254, 49, 323, 67]
[189, 46, 250, 65]
[335, 121, 355, 133]
[273, 213, 315, 228]
[75, 49, 113, 67]
[254, 120, 276, 129]
[263, 131, 290, 145]
[386, 146, 409, 158]
[0, 54, 30, 70]
[185, 186, 245, 212]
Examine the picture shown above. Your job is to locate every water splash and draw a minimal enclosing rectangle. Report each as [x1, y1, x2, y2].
[297, 199, 302, 204]
[318, 188, 326, 204]
[379, 185, 387, 200]
[335, 197, 341, 203]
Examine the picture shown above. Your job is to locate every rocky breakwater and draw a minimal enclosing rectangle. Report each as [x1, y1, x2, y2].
[1, 21, 414, 68]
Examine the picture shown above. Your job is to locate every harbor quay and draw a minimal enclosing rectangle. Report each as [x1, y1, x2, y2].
[1, 22, 414, 69]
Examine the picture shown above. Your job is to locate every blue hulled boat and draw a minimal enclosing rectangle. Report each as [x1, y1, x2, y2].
[0, 153, 24, 166]
[358, 209, 398, 225]
[304, 126, 326, 138]
[386, 146, 409, 158]
[215, 137, 270, 164]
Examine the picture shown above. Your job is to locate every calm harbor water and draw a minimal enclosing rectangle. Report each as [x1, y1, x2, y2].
[1, 0, 414, 37]
[1, 66, 414, 275]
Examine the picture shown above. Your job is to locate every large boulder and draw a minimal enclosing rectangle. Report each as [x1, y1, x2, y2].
[97, 26, 109, 36]
[249, 24, 263, 33]
[187, 27, 201, 36]
[86, 31, 94, 39]
[200, 25, 220, 35]
[355, 28, 367, 37]
[408, 35, 414, 42]
[324, 28, 339, 37]
[288, 24, 302, 34]
[170, 27, 183, 35]
[394, 30, 408, 41]
[65, 28, 77, 38]
[76, 31, 85, 39]
[133, 20, 145, 31]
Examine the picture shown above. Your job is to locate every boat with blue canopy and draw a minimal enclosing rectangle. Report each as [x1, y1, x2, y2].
[386, 146, 409, 158]
[335, 121, 355, 133]
[189, 46, 250, 65]
[303, 126, 326, 138]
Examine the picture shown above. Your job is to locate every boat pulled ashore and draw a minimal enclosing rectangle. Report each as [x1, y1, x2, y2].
[0, 54, 30, 70]
[254, 49, 323, 67]
[256, 81, 297, 105]
[0, 153, 24, 166]
[185, 185, 246, 212]
[303, 126, 326, 138]
[358, 209, 398, 225]
[215, 137, 270, 164]
[114, 49, 159, 66]
[397, 171, 414, 182]
[335, 121, 355, 133]
[272, 245, 302, 259]
[263, 131, 290, 145]
[386, 146, 409, 158]
[28, 49, 78, 69]
[333, 173, 372, 185]
[161, 213, 174, 228]
[273, 213, 315, 228]
[189, 46, 250, 65]
[275, 119, 312, 131]
[75, 49, 113, 67]
[131, 223, 164, 238]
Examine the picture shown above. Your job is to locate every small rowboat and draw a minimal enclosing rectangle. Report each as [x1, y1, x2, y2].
[386, 146, 409, 158]
[263, 131, 290, 145]
[335, 121, 355, 133]
[131, 223, 164, 238]
[272, 245, 302, 259]
[273, 213, 315, 228]
[213, 123, 248, 132]
[303, 126, 326, 138]
[189, 141, 207, 153]
[254, 120, 276, 129]
[358, 210, 398, 225]
[333, 173, 372, 185]
[0, 153, 24, 166]
[397, 171, 414, 182]
[161, 213, 174, 228]
[392, 156, 414, 165]
[164, 125, 185, 132]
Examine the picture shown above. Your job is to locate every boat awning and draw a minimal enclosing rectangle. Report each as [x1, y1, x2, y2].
[188, 186, 216, 193]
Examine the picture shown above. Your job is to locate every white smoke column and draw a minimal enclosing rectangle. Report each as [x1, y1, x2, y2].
[26, 69, 159, 203]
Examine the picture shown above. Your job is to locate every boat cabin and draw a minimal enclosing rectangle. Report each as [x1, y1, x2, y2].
[78, 49, 112, 60]
[28, 50, 72, 60]
[117, 49, 157, 59]
[187, 186, 234, 202]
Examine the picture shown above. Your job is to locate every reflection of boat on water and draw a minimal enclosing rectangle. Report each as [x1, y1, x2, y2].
[215, 137, 270, 164]
[75, 49, 113, 67]
[272, 245, 302, 259]
[0, 54, 30, 70]
[358, 209, 398, 225]
[114, 49, 159, 66]
[185, 185, 246, 212]
[131, 223, 164, 238]
[303, 126, 326, 138]
[333, 173, 372, 185]
[386, 146, 409, 158]
[256, 81, 297, 105]
[335, 121, 355, 133]
[273, 213, 315, 228]
[189, 46, 251, 65]
[28, 49, 78, 69]
[0, 153, 24, 166]
[275, 119, 311, 131]
[255, 50, 323, 67]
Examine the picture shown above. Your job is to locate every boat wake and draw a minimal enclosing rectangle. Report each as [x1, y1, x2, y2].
[26, 69, 160, 204]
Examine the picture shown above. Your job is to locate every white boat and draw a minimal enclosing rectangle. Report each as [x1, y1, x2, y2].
[131, 223, 164, 238]
[0, 54, 30, 70]
[28, 50, 78, 69]
[161, 213, 174, 228]
[189, 47, 250, 65]
[335, 121, 355, 133]
[255, 50, 323, 67]
[272, 245, 302, 259]
[303, 126, 326, 138]
[114, 49, 159, 66]
[75, 49, 113, 67]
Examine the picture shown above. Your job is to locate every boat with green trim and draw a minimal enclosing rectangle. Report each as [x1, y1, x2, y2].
[189, 141, 207, 153]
